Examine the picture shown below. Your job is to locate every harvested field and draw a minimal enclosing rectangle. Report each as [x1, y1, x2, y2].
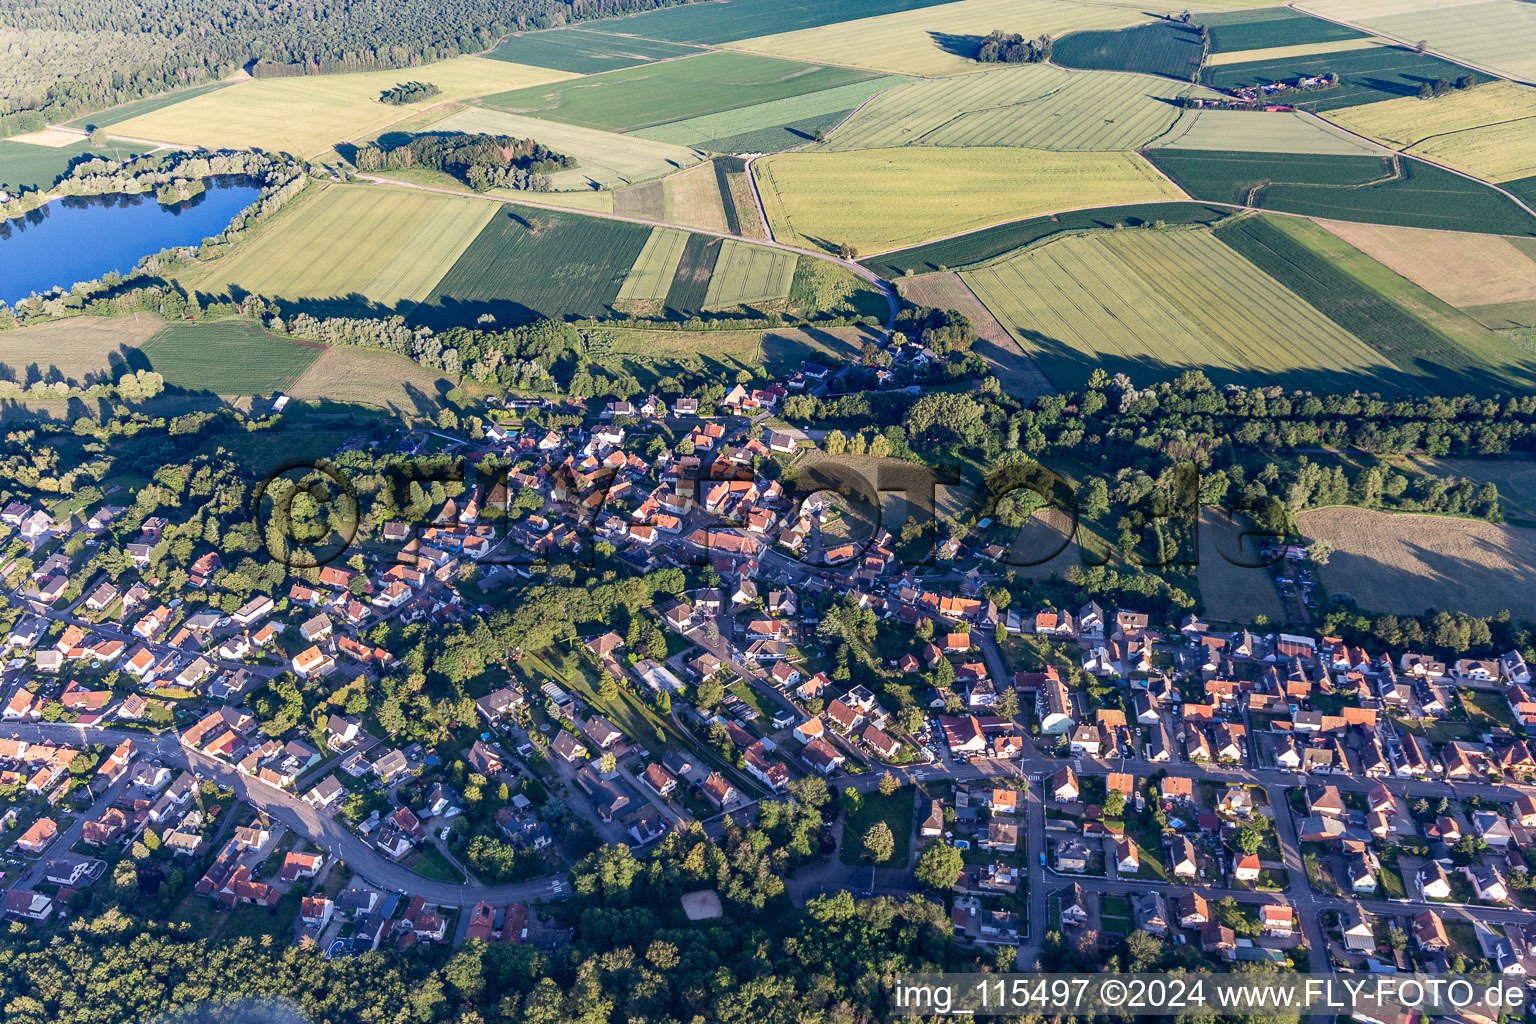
[1202, 45, 1489, 112]
[138, 320, 320, 394]
[107, 56, 574, 157]
[477, 51, 880, 133]
[897, 272, 1054, 401]
[1052, 20, 1206, 80]
[1298, 0, 1536, 82]
[1315, 220, 1536, 310]
[701, 240, 797, 309]
[616, 228, 692, 306]
[1150, 110, 1385, 156]
[287, 346, 453, 417]
[662, 161, 731, 234]
[486, 28, 711, 74]
[0, 136, 143, 190]
[1206, 38, 1384, 66]
[613, 181, 666, 220]
[183, 183, 496, 312]
[1325, 84, 1536, 183]
[1197, 509, 1286, 624]
[1298, 506, 1536, 618]
[633, 77, 907, 150]
[0, 313, 164, 386]
[962, 226, 1394, 393]
[432, 106, 703, 190]
[1203, 8, 1371, 53]
[754, 147, 1185, 254]
[820, 64, 1204, 153]
[494, 188, 614, 213]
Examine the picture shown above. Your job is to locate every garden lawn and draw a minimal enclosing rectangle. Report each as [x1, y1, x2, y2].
[840, 786, 915, 867]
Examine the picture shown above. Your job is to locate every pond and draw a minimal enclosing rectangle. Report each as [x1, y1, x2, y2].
[0, 176, 262, 305]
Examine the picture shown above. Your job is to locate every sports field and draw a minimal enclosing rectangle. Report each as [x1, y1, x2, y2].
[662, 161, 731, 233]
[0, 136, 143, 190]
[0, 313, 164, 386]
[633, 77, 906, 150]
[962, 227, 1391, 393]
[184, 183, 496, 311]
[1298, 0, 1536, 82]
[138, 320, 321, 394]
[430, 106, 704, 190]
[701, 240, 798, 309]
[897, 272, 1054, 399]
[1202, 45, 1489, 112]
[1203, 8, 1371, 52]
[1324, 83, 1536, 182]
[1052, 21, 1207, 80]
[616, 228, 692, 307]
[413, 208, 653, 327]
[487, 28, 711, 74]
[820, 65, 1202, 153]
[754, 147, 1185, 254]
[1298, 505, 1536, 618]
[1151, 110, 1385, 156]
[1316, 220, 1536, 312]
[477, 51, 880, 133]
[104, 57, 573, 156]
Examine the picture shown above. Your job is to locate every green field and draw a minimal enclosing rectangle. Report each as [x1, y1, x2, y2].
[1510, 175, 1536, 210]
[414, 208, 653, 327]
[1202, 46, 1490, 111]
[478, 51, 881, 133]
[1323, 83, 1536, 184]
[1150, 110, 1384, 156]
[1053, 20, 1207, 80]
[633, 76, 906, 151]
[663, 233, 724, 312]
[138, 321, 321, 394]
[486, 28, 711, 73]
[701, 239, 798, 309]
[820, 64, 1200, 153]
[1299, 0, 1536, 83]
[838, 786, 915, 867]
[860, 202, 1233, 278]
[585, 327, 764, 388]
[785, 259, 889, 321]
[1214, 214, 1536, 395]
[0, 137, 144, 190]
[963, 226, 1398, 393]
[1203, 8, 1369, 52]
[616, 227, 692, 307]
[1144, 149, 1536, 236]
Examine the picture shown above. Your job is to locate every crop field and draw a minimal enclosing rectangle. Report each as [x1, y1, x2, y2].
[719, 162, 769, 239]
[486, 28, 711, 74]
[413, 208, 653, 328]
[1202, 46, 1490, 112]
[429, 106, 703, 190]
[1325, 84, 1536, 183]
[1197, 509, 1287, 625]
[1143, 149, 1536, 236]
[861, 202, 1231, 278]
[897, 271, 1054, 399]
[663, 234, 724, 312]
[137, 320, 320, 394]
[1297, 506, 1536, 618]
[1205, 39, 1385, 67]
[1214, 214, 1536, 394]
[963, 227, 1396, 393]
[1316, 220, 1536, 312]
[493, 188, 615, 214]
[0, 313, 164, 386]
[63, 80, 234, 129]
[1203, 8, 1370, 53]
[106, 57, 574, 157]
[184, 184, 496, 312]
[1299, 0, 1536, 82]
[477, 52, 881, 133]
[755, 147, 1185, 254]
[701, 240, 797, 309]
[1150, 110, 1385, 156]
[662, 161, 731, 233]
[286, 346, 453, 416]
[633, 77, 905, 150]
[616, 228, 692, 307]
[1052, 21, 1207, 80]
[819, 64, 1202, 153]
[0, 136, 143, 190]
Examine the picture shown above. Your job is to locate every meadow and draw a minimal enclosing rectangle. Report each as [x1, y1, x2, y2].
[486, 28, 711, 74]
[430, 106, 704, 190]
[1203, 8, 1369, 52]
[819, 64, 1201, 153]
[633, 77, 906, 151]
[1197, 509, 1286, 624]
[897, 272, 1054, 399]
[183, 183, 496, 312]
[961, 227, 1394, 393]
[1316, 220, 1536, 314]
[1144, 149, 1536, 235]
[1324, 83, 1536, 183]
[753, 147, 1185, 254]
[662, 161, 731, 233]
[137, 321, 320, 394]
[1150, 110, 1384, 156]
[413, 208, 652, 327]
[1202, 46, 1489, 111]
[286, 346, 453, 417]
[477, 52, 880, 133]
[663, 234, 724, 312]
[701, 240, 798, 309]
[104, 57, 574, 157]
[615, 228, 692, 308]
[860, 202, 1232, 278]
[0, 136, 144, 190]
[1052, 21, 1207, 80]
[783, 260, 889, 322]
[0, 313, 164, 386]
[1298, 0, 1536, 83]
[586, 327, 764, 387]
[1298, 506, 1536, 618]
[1405, 455, 1536, 526]
[1214, 214, 1536, 394]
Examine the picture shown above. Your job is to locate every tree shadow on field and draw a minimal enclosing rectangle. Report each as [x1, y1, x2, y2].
[928, 32, 984, 59]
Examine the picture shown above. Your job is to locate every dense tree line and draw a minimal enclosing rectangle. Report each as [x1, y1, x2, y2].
[0, 0, 704, 136]
[380, 81, 443, 105]
[350, 133, 574, 192]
